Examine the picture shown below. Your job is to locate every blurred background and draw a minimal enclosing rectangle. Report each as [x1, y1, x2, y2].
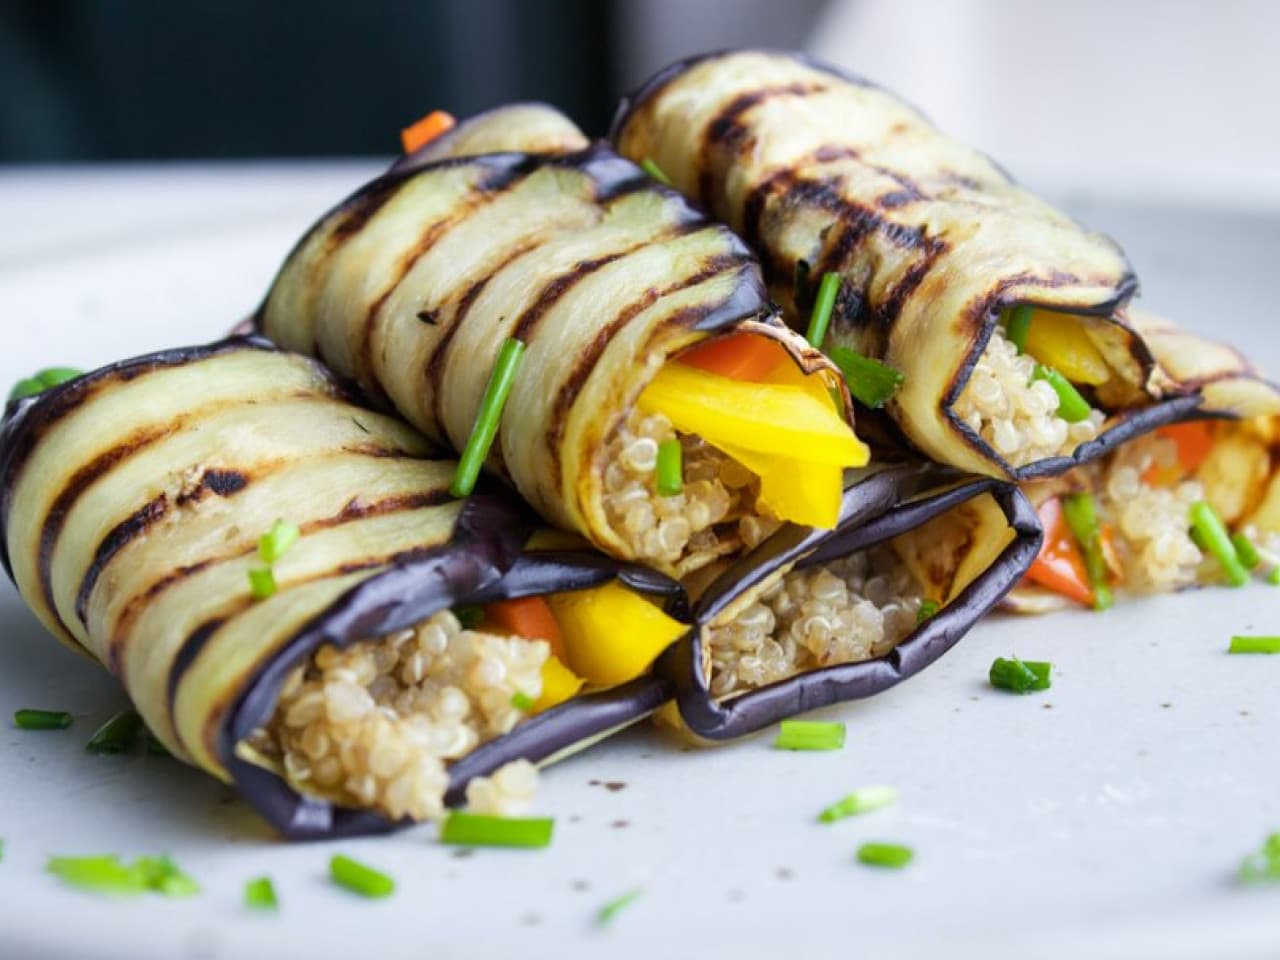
[3, 0, 1276, 208]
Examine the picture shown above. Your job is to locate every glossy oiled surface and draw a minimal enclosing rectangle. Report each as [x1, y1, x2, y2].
[1, 164, 1278, 960]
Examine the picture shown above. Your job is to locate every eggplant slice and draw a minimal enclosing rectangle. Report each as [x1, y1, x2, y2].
[660, 463, 1041, 739]
[256, 109, 869, 579]
[610, 50, 1278, 480]
[0, 338, 686, 839]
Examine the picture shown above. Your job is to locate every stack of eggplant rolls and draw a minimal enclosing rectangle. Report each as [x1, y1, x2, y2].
[4, 50, 1276, 839]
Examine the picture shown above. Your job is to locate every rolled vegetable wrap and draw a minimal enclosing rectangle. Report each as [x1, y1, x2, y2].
[1, 340, 689, 839]
[257, 107, 869, 578]
[661, 464, 1041, 739]
[611, 50, 1256, 480]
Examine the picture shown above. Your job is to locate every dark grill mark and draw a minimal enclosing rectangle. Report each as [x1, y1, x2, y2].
[417, 310, 439, 325]
[74, 494, 168, 626]
[176, 468, 248, 506]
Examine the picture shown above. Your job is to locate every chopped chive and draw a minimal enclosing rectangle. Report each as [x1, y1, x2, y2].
[1229, 636, 1280, 655]
[640, 157, 672, 186]
[989, 656, 1052, 694]
[1188, 501, 1249, 587]
[8, 367, 82, 403]
[450, 337, 525, 498]
[258, 518, 300, 565]
[1005, 304, 1033, 353]
[8, 378, 44, 403]
[1239, 832, 1280, 885]
[794, 259, 811, 306]
[856, 842, 914, 869]
[1268, 568, 1280, 586]
[511, 691, 536, 711]
[330, 854, 395, 898]
[916, 599, 940, 625]
[135, 855, 200, 897]
[828, 345, 905, 409]
[1231, 533, 1262, 571]
[656, 438, 683, 496]
[775, 719, 846, 751]
[86, 710, 143, 755]
[597, 888, 644, 925]
[453, 605, 485, 629]
[1062, 492, 1113, 611]
[805, 272, 841, 348]
[245, 876, 279, 910]
[1033, 364, 1091, 423]
[818, 785, 898, 823]
[47, 855, 146, 896]
[14, 708, 72, 730]
[440, 812, 555, 848]
[248, 566, 277, 600]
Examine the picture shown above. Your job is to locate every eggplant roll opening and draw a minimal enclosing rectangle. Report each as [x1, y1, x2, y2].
[663, 465, 1041, 739]
[0, 339, 688, 840]
[608, 49, 1246, 480]
[257, 113, 868, 579]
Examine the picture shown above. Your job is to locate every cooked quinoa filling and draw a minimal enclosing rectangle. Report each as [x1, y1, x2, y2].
[706, 544, 924, 699]
[603, 408, 782, 572]
[955, 326, 1105, 467]
[247, 609, 548, 823]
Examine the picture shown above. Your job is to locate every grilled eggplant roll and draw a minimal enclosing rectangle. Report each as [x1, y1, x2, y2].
[0, 339, 689, 839]
[257, 108, 869, 579]
[661, 464, 1040, 738]
[611, 50, 1268, 480]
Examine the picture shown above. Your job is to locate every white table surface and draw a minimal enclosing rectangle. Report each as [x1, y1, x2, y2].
[1, 163, 1278, 960]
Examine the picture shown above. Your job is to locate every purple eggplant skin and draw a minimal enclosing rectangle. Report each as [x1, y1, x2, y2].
[662, 467, 1043, 740]
[223, 547, 687, 841]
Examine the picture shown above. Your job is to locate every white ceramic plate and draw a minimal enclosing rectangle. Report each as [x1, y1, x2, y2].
[1, 167, 1277, 960]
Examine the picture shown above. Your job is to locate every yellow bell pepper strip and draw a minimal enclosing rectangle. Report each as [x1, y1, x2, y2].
[637, 363, 868, 466]
[712, 440, 843, 529]
[1021, 309, 1111, 386]
[546, 582, 686, 687]
[533, 655, 585, 713]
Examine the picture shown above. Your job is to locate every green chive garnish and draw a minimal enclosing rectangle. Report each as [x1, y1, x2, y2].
[597, 888, 644, 925]
[1005, 305, 1033, 353]
[135, 855, 200, 897]
[258, 518, 300, 565]
[989, 656, 1052, 694]
[656, 438, 683, 496]
[640, 157, 672, 186]
[86, 710, 143, 755]
[46, 854, 197, 897]
[1062, 492, 1113, 610]
[856, 842, 914, 869]
[440, 812, 555, 849]
[1229, 636, 1280, 655]
[511, 691, 536, 711]
[248, 566, 277, 600]
[245, 876, 279, 910]
[8, 378, 45, 403]
[1033, 364, 1091, 423]
[775, 719, 846, 751]
[450, 337, 525, 498]
[1269, 568, 1280, 586]
[8, 366, 82, 403]
[1239, 832, 1280, 885]
[330, 854, 395, 898]
[916, 599, 940, 625]
[828, 345, 905, 409]
[1231, 533, 1262, 571]
[818, 785, 898, 823]
[1188, 501, 1249, 586]
[454, 605, 485, 629]
[805, 272, 841, 349]
[14, 708, 72, 730]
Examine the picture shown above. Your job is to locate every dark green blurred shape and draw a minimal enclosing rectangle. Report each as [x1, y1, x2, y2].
[0, 0, 615, 161]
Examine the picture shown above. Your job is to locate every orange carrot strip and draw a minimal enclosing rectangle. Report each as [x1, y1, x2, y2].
[1024, 498, 1094, 607]
[401, 110, 456, 154]
[676, 333, 789, 382]
[481, 595, 565, 660]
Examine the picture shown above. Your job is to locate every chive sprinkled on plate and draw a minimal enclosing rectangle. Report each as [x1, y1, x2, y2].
[656, 438, 683, 496]
[828, 345, 905, 409]
[805, 272, 841, 349]
[1062, 492, 1113, 610]
[1005, 305, 1033, 353]
[775, 719, 845, 751]
[597, 888, 644, 925]
[916, 599, 940, 625]
[46, 853, 198, 897]
[258, 518, 300, 565]
[1033, 365, 1091, 423]
[856, 842, 914, 869]
[989, 656, 1052, 694]
[248, 566, 277, 600]
[1189, 501, 1249, 586]
[511, 691, 536, 711]
[818, 786, 898, 823]
[450, 337, 525, 498]
[1229, 636, 1280, 655]
[440, 812, 555, 848]
[14, 708, 72, 730]
[640, 157, 672, 186]
[245, 876, 279, 910]
[86, 710, 143, 754]
[330, 854, 395, 898]
[1238, 832, 1280, 885]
